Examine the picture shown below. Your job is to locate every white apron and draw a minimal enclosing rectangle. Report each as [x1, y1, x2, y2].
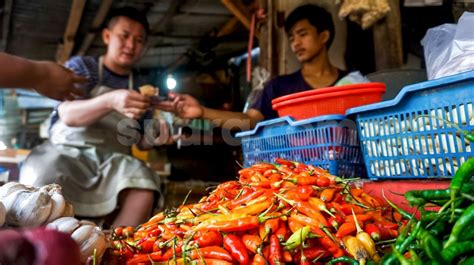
[19, 57, 162, 217]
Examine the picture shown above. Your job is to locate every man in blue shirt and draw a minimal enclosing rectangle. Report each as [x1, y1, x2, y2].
[157, 4, 347, 130]
[20, 7, 163, 227]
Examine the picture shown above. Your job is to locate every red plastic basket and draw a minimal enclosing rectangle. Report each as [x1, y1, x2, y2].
[271, 82, 386, 105]
[272, 83, 386, 120]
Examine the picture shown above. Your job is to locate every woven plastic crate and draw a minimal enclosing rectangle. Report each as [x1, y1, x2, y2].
[235, 115, 366, 177]
[346, 70, 474, 179]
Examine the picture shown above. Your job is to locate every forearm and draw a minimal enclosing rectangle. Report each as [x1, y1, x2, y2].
[201, 107, 257, 131]
[58, 94, 113, 127]
[0, 53, 47, 88]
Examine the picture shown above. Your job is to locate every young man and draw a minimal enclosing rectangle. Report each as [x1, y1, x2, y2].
[20, 7, 163, 227]
[157, 4, 347, 130]
[0, 52, 86, 100]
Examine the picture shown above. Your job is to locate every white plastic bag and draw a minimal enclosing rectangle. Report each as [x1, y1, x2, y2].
[422, 12, 474, 80]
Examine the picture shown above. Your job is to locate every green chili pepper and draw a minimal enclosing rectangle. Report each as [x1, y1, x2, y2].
[459, 256, 474, 265]
[284, 225, 310, 250]
[416, 227, 444, 262]
[382, 190, 413, 220]
[450, 158, 474, 220]
[408, 250, 422, 265]
[327, 256, 359, 265]
[444, 203, 474, 248]
[441, 241, 474, 264]
[392, 248, 411, 265]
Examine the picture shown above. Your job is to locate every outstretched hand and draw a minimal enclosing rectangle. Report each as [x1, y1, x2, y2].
[34, 62, 87, 101]
[154, 92, 203, 119]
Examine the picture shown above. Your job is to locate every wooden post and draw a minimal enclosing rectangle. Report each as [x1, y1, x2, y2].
[373, 0, 404, 70]
[0, 0, 13, 52]
[57, 0, 87, 63]
[77, 0, 113, 56]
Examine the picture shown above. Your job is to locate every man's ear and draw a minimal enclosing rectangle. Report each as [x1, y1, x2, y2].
[102, 28, 110, 45]
[319, 30, 330, 45]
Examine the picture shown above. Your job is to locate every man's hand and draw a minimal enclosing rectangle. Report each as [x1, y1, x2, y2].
[34, 62, 87, 101]
[110, 89, 151, 119]
[154, 92, 203, 119]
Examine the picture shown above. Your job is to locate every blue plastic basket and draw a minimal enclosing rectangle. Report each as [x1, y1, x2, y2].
[347, 70, 474, 179]
[235, 115, 366, 177]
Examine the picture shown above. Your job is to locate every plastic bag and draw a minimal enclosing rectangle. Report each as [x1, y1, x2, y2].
[334, 71, 371, 86]
[422, 12, 474, 80]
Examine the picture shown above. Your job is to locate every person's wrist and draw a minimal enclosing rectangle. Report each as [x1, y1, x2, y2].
[200, 106, 207, 119]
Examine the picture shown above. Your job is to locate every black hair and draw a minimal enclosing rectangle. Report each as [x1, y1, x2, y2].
[284, 4, 335, 48]
[106, 7, 150, 35]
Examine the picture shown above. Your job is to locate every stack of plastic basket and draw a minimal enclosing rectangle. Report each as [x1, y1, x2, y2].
[236, 115, 366, 177]
[346, 70, 474, 179]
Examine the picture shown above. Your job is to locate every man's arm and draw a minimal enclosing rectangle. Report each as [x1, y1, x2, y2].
[58, 89, 151, 127]
[155, 93, 264, 131]
[0, 53, 86, 100]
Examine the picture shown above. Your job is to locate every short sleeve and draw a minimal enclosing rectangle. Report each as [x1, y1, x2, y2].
[250, 79, 279, 120]
[64, 56, 98, 94]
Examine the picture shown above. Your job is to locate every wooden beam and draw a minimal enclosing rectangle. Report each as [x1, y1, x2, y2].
[76, 0, 112, 56]
[1, 0, 13, 52]
[57, 0, 87, 63]
[373, 0, 403, 70]
[151, 0, 186, 34]
[220, 0, 259, 40]
[217, 17, 239, 37]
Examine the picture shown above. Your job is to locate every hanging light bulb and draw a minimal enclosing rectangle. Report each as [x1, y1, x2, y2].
[166, 74, 177, 90]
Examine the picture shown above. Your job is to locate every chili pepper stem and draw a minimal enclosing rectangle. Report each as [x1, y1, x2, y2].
[382, 189, 413, 220]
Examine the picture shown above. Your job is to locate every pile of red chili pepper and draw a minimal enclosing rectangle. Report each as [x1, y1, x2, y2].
[381, 156, 474, 265]
[109, 158, 408, 265]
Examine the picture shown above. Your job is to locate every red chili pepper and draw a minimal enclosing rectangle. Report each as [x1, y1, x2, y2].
[364, 223, 381, 241]
[252, 253, 266, 265]
[282, 250, 292, 263]
[194, 230, 223, 247]
[259, 215, 280, 240]
[287, 216, 304, 233]
[242, 234, 263, 254]
[275, 158, 295, 168]
[320, 188, 337, 202]
[344, 214, 372, 224]
[188, 246, 233, 261]
[316, 175, 331, 187]
[275, 221, 288, 241]
[205, 216, 260, 232]
[336, 222, 356, 238]
[294, 246, 327, 262]
[377, 220, 399, 230]
[289, 213, 325, 237]
[226, 188, 263, 209]
[392, 211, 402, 223]
[327, 202, 345, 216]
[136, 236, 157, 253]
[360, 192, 382, 208]
[285, 199, 329, 227]
[223, 234, 250, 264]
[190, 259, 233, 265]
[252, 162, 276, 171]
[126, 252, 162, 264]
[269, 234, 283, 265]
[318, 236, 344, 258]
[162, 240, 184, 260]
[340, 203, 364, 215]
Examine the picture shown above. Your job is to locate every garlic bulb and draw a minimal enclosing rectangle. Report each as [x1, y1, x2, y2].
[47, 217, 108, 263]
[0, 201, 5, 226]
[0, 182, 74, 227]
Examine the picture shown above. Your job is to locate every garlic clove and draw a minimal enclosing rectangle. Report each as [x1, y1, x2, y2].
[71, 224, 95, 245]
[0, 182, 30, 201]
[0, 201, 5, 226]
[45, 192, 66, 224]
[78, 228, 108, 263]
[14, 189, 52, 227]
[62, 202, 75, 217]
[47, 216, 80, 234]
